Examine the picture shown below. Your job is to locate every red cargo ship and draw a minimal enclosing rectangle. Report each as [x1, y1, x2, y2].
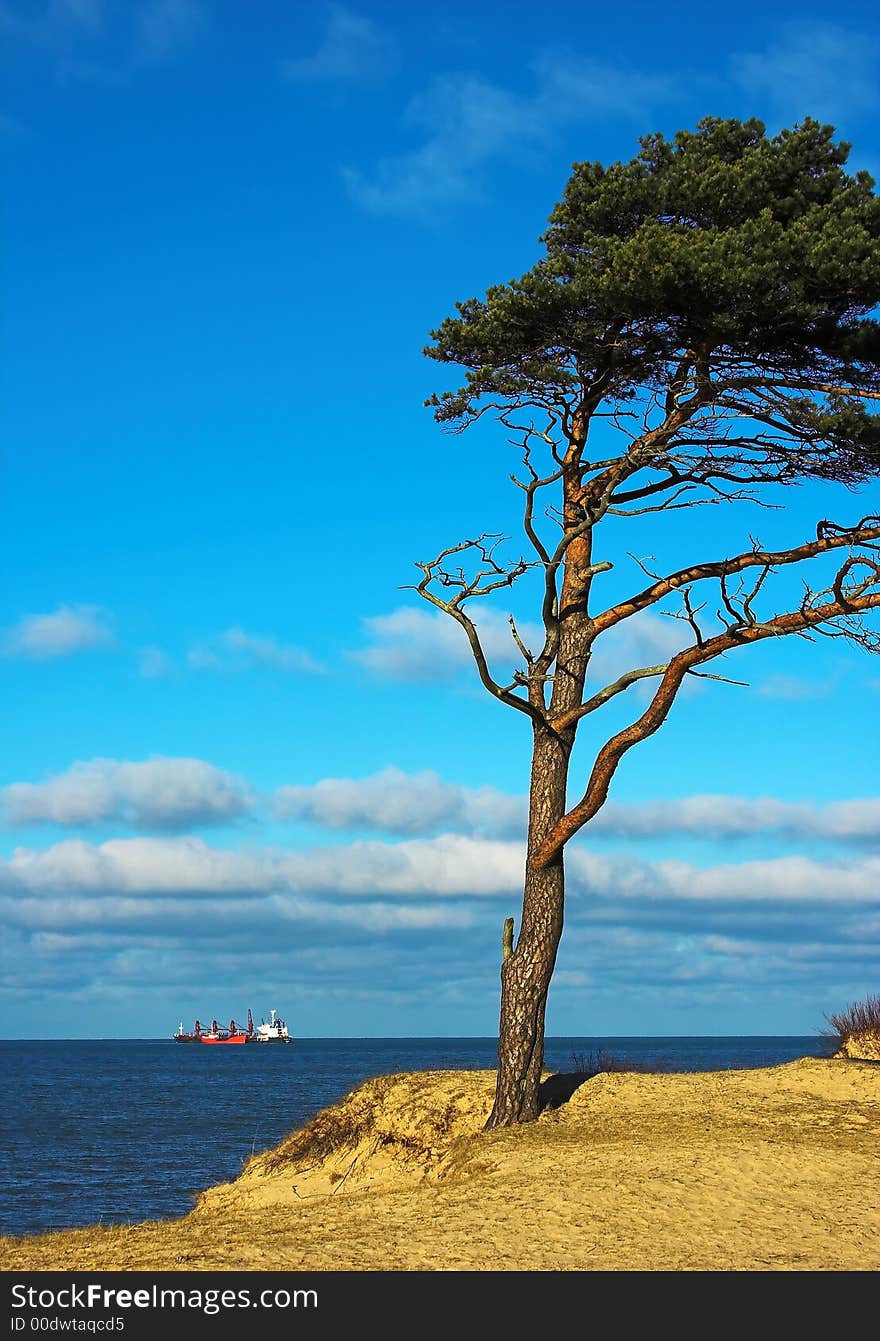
[173, 1011, 252, 1045]
[173, 1007, 292, 1045]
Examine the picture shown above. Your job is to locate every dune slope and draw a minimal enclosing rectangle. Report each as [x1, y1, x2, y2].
[2, 1059, 879, 1272]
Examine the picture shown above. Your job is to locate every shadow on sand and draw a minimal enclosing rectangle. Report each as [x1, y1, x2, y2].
[538, 1072, 592, 1112]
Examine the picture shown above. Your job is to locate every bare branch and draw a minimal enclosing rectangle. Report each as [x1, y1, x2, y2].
[508, 614, 534, 666]
[608, 491, 723, 516]
[509, 435, 561, 568]
[416, 583, 545, 725]
[593, 518, 880, 637]
[627, 551, 662, 580]
[575, 364, 718, 518]
[680, 587, 706, 647]
[533, 559, 880, 868]
[687, 669, 749, 686]
[550, 663, 669, 729]
[409, 535, 548, 725]
[410, 534, 536, 608]
[723, 377, 880, 402]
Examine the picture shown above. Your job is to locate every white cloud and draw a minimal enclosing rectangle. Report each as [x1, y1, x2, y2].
[2, 833, 878, 1016]
[13, 749, 875, 850]
[656, 855, 880, 905]
[2, 604, 114, 659]
[345, 73, 539, 213]
[344, 23, 878, 218]
[274, 770, 880, 845]
[553, 969, 594, 988]
[188, 626, 325, 675]
[0, 885, 471, 936]
[351, 603, 685, 692]
[346, 55, 673, 215]
[269, 768, 880, 846]
[587, 610, 688, 690]
[285, 899, 471, 932]
[590, 795, 880, 844]
[565, 848, 880, 906]
[531, 51, 673, 121]
[283, 5, 398, 85]
[275, 766, 525, 837]
[2, 757, 253, 829]
[0, 834, 483, 940]
[0, 833, 523, 900]
[4, 833, 879, 910]
[282, 834, 525, 897]
[730, 22, 880, 122]
[222, 627, 324, 672]
[351, 605, 542, 683]
[3, 832, 878, 1019]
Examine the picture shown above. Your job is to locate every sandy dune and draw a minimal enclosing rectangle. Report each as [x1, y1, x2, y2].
[2, 1057, 878, 1272]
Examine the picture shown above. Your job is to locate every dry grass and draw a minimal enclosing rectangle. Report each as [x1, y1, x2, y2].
[257, 1074, 398, 1175]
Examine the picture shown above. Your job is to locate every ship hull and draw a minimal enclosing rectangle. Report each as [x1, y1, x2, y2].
[199, 1034, 248, 1045]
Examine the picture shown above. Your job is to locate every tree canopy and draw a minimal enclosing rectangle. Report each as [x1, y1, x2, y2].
[426, 117, 880, 482]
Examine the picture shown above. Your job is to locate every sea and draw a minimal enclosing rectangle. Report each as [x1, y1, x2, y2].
[0, 1035, 833, 1240]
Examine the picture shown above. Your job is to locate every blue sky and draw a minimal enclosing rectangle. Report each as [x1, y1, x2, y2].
[1, 0, 879, 1039]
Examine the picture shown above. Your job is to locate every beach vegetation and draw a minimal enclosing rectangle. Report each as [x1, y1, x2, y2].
[569, 1047, 663, 1077]
[824, 992, 880, 1047]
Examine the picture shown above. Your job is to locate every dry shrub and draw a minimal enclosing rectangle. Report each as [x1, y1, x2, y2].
[569, 1047, 666, 1077]
[824, 993, 880, 1043]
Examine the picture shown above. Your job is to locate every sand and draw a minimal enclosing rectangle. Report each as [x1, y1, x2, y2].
[835, 1031, 880, 1062]
[2, 1057, 879, 1272]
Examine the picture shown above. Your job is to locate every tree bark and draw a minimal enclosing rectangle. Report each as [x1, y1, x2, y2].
[485, 726, 569, 1126]
[486, 437, 593, 1127]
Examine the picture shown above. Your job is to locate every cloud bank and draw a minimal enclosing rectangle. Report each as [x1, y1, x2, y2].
[4, 833, 879, 910]
[2, 758, 253, 830]
[274, 770, 880, 844]
[4, 828, 877, 1030]
[6, 757, 880, 846]
[274, 765, 525, 836]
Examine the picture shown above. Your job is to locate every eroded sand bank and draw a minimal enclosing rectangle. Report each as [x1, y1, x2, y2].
[2, 1058, 878, 1272]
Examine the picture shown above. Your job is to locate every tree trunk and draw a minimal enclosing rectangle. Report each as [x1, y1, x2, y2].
[485, 726, 569, 1127]
[485, 433, 591, 1127]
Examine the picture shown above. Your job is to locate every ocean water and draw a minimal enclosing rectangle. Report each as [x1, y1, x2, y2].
[0, 1035, 831, 1240]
